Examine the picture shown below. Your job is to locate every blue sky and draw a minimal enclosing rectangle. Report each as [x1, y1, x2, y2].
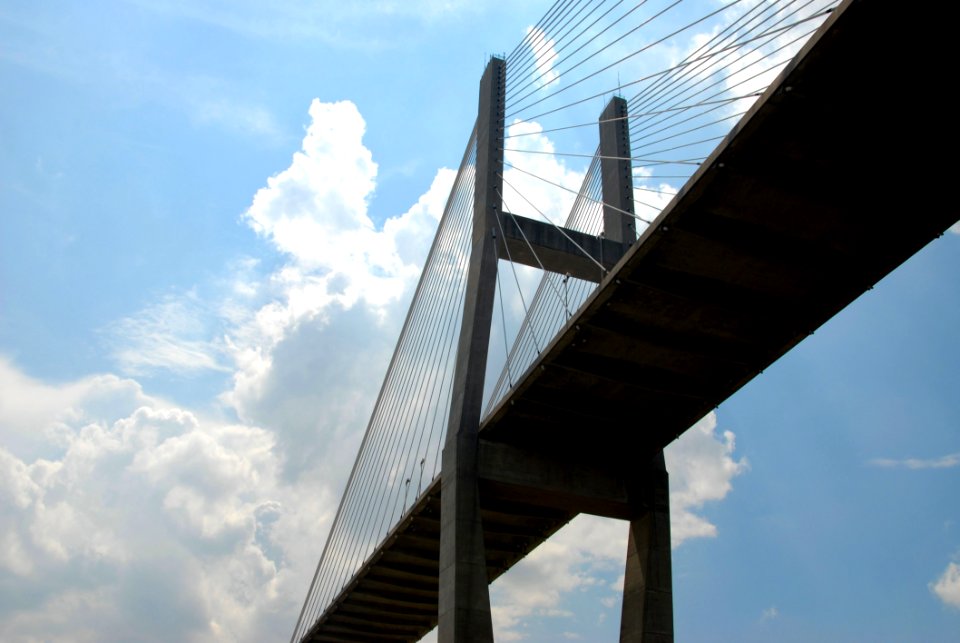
[2, 1, 958, 641]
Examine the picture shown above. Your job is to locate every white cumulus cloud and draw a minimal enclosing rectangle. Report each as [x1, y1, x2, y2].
[666, 412, 749, 546]
[224, 99, 454, 479]
[931, 561, 960, 609]
[0, 363, 322, 642]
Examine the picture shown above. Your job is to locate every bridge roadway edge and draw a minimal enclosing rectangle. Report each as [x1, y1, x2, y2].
[299, 0, 959, 639]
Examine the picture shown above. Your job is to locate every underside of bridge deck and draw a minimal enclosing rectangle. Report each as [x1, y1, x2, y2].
[479, 0, 959, 458]
[305, 479, 577, 642]
[300, 0, 959, 639]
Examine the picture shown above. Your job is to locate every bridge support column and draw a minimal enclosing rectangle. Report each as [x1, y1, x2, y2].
[621, 452, 674, 642]
[438, 56, 505, 643]
[599, 95, 637, 246]
[599, 96, 674, 642]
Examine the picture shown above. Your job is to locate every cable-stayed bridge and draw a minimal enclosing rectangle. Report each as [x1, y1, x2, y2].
[291, 1, 957, 640]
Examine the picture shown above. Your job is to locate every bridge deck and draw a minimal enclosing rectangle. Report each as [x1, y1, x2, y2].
[301, 1, 958, 639]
